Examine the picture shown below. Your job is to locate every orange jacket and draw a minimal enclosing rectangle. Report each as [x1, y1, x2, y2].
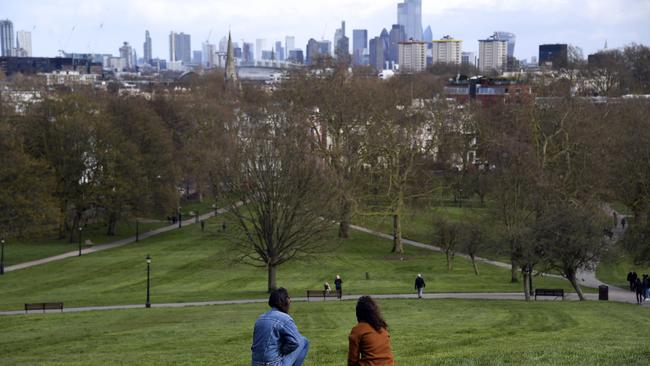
[347, 322, 394, 366]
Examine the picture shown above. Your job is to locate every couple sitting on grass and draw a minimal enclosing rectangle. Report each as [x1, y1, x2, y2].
[251, 288, 394, 366]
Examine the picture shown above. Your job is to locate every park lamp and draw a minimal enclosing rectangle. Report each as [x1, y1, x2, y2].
[145, 254, 152, 308]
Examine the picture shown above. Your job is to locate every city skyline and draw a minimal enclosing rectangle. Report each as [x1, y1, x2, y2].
[2, 0, 649, 62]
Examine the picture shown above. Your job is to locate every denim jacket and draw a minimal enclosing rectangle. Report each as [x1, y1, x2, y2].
[251, 308, 304, 366]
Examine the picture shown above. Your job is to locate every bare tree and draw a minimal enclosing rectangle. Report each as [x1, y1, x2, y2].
[433, 217, 459, 271]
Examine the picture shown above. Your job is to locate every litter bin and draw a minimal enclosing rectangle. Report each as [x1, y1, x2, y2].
[599, 285, 608, 301]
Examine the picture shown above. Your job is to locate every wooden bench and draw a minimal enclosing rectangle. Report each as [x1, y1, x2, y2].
[25, 302, 64, 314]
[306, 290, 341, 301]
[534, 288, 564, 300]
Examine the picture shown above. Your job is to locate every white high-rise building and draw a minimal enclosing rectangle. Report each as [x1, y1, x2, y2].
[431, 36, 462, 64]
[16, 30, 32, 57]
[202, 42, 216, 67]
[255, 38, 267, 61]
[398, 40, 427, 73]
[478, 37, 507, 73]
[397, 0, 423, 40]
[285, 36, 295, 59]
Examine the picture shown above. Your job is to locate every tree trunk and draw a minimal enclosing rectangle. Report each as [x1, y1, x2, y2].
[267, 263, 277, 293]
[522, 268, 531, 301]
[567, 272, 586, 301]
[445, 250, 454, 271]
[470, 254, 480, 275]
[106, 212, 118, 236]
[338, 198, 351, 239]
[69, 214, 80, 243]
[392, 214, 403, 254]
[510, 257, 518, 283]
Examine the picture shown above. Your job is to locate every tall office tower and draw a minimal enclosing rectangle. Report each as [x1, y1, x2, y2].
[202, 42, 216, 67]
[192, 50, 202, 64]
[397, 0, 422, 41]
[169, 32, 191, 64]
[461, 52, 477, 68]
[242, 42, 254, 64]
[539, 44, 568, 68]
[218, 36, 228, 53]
[255, 39, 267, 60]
[285, 36, 295, 59]
[379, 28, 390, 67]
[398, 40, 426, 72]
[275, 41, 284, 61]
[0, 20, 14, 56]
[334, 21, 346, 51]
[478, 36, 507, 72]
[318, 40, 331, 56]
[288, 49, 304, 64]
[119, 42, 134, 70]
[493, 31, 516, 59]
[431, 35, 462, 64]
[306, 38, 320, 65]
[352, 29, 368, 66]
[423, 26, 433, 45]
[369, 36, 387, 71]
[143, 30, 152, 65]
[389, 24, 406, 64]
[336, 36, 350, 61]
[16, 30, 32, 57]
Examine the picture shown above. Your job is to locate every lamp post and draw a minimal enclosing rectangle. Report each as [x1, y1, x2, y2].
[0, 239, 5, 275]
[78, 226, 83, 257]
[145, 254, 151, 308]
[178, 207, 182, 229]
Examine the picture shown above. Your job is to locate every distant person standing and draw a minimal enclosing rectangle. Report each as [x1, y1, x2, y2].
[415, 274, 426, 299]
[635, 278, 644, 304]
[335, 274, 343, 298]
[348, 296, 394, 366]
[627, 272, 634, 291]
[251, 288, 309, 366]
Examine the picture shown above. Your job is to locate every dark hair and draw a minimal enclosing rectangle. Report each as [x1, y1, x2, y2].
[269, 287, 291, 313]
[356, 296, 388, 332]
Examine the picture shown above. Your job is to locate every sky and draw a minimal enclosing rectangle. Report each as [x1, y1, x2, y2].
[3, 0, 650, 61]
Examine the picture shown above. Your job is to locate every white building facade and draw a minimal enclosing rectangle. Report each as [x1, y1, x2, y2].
[398, 40, 427, 73]
[431, 36, 462, 64]
[478, 38, 507, 73]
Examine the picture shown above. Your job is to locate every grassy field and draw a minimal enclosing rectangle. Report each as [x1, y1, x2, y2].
[597, 244, 650, 289]
[1, 299, 648, 365]
[0, 219, 582, 311]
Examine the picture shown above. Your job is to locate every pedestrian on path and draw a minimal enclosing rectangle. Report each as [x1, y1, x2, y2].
[415, 274, 426, 299]
[348, 296, 394, 366]
[335, 274, 343, 298]
[635, 278, 644, 304]
[251, 288, 309, 366]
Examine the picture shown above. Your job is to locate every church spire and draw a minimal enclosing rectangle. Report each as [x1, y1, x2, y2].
[224, 31, 240, 90]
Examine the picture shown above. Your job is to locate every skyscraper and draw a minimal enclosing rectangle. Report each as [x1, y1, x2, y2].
[493, 31, 516, 59]
[334, 21, 346, 51]
[306, 38, 319, 65]
[0, 20, 14, 57]
[352, 29, 368, 66]
[119, 42, 134, 70]
[169, 32, 191, 64]
[255, 39, 267, 61]
[423, 26, 433, 44]
[202, 42, 216, 67]
[16, 30, 32, 57]
[431, 36, 462, 64]
[478, 36, 507, 72]
[369, 35, 388, 71]
[397, 0, 422, 41]
[285, 36, 295, 59]
[275, 41, 284, 61]
[242, 42, 254, 64]
[389, 24, 406, 64]
[143, 31, 152, 65]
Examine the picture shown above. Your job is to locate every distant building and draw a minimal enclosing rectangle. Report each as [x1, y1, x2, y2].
[336, 36, 350, 61]
[306, 38, 320, 65]
[431, 36, 462, 64]
[423, 26, 433, 48]
[275, 41, 284, 61]
[285, 36, 295, 59]
[202, 42, 215, 67]
[169, 32, 191, 64]
[192, 50, 202, 64]
[16, 30, 32, 57]
[288, 49, 304, 64]
[243, 42, 254, 64]
[143, 30, 152, 65]
[398, 40, 427, 73]
[0, 20, 14, 57]
[0, 56, 102, 76]
[255, 39, 267, 61]
[389, 24, 406, 64]
[397, 0, 423, 41]
[493, 31, 516, 59]
[478, 36, 507, 73]
[539, 44, 568, 68]
[334, 21, 346, 54]
[119, 42, 134, 70]
[352, 29, 368, 66]
[461, 52, 477, 68]
[444, 76, 532, 106]
[318, 40, 331, 56]
[261, 50, 275, 60]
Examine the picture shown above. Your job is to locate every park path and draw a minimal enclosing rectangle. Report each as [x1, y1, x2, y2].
[3, 208, 230, 273]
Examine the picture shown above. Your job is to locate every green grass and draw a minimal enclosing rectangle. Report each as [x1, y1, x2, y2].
[0, 218, 583, 311]
[597, 246, 650, 289]
[1, 299, 648, 365]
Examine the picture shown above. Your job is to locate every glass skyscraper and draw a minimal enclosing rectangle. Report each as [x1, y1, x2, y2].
[493, 31, 516, 59]
[397, 0, 422, 41]
[0, 19, 14, 57]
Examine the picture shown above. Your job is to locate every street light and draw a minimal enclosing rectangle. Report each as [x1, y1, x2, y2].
[145, 254, 152, 308]
[0, 238, 5, 275]
[78, 226, 83, 257]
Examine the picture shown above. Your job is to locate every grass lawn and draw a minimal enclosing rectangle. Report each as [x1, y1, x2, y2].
[597, 245, 650, 289]
[0, 219, 586, 311]
[1, 299, 648, 365]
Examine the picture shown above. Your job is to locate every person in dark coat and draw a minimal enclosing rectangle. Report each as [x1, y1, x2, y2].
[643, 275, 649, 300]
[334, 274, 343, 298]
[632, 272, 639, 291]
[628, 272, 635, 291]
[415, 274, 426, 299]
[635, 278, 644, 304]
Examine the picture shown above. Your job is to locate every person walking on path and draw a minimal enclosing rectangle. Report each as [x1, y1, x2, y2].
[335, 274, 343, 298]
[628, 272, 634, 291]
[415, 274, 426, 299]
[635, 278, 644, 304]
[348, 296, 394, 366]
[251, 288, 309, 366]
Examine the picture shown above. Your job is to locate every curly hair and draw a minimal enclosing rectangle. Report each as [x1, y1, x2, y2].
[355, 296, 388, 332]
[268, 287, 291, 313]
